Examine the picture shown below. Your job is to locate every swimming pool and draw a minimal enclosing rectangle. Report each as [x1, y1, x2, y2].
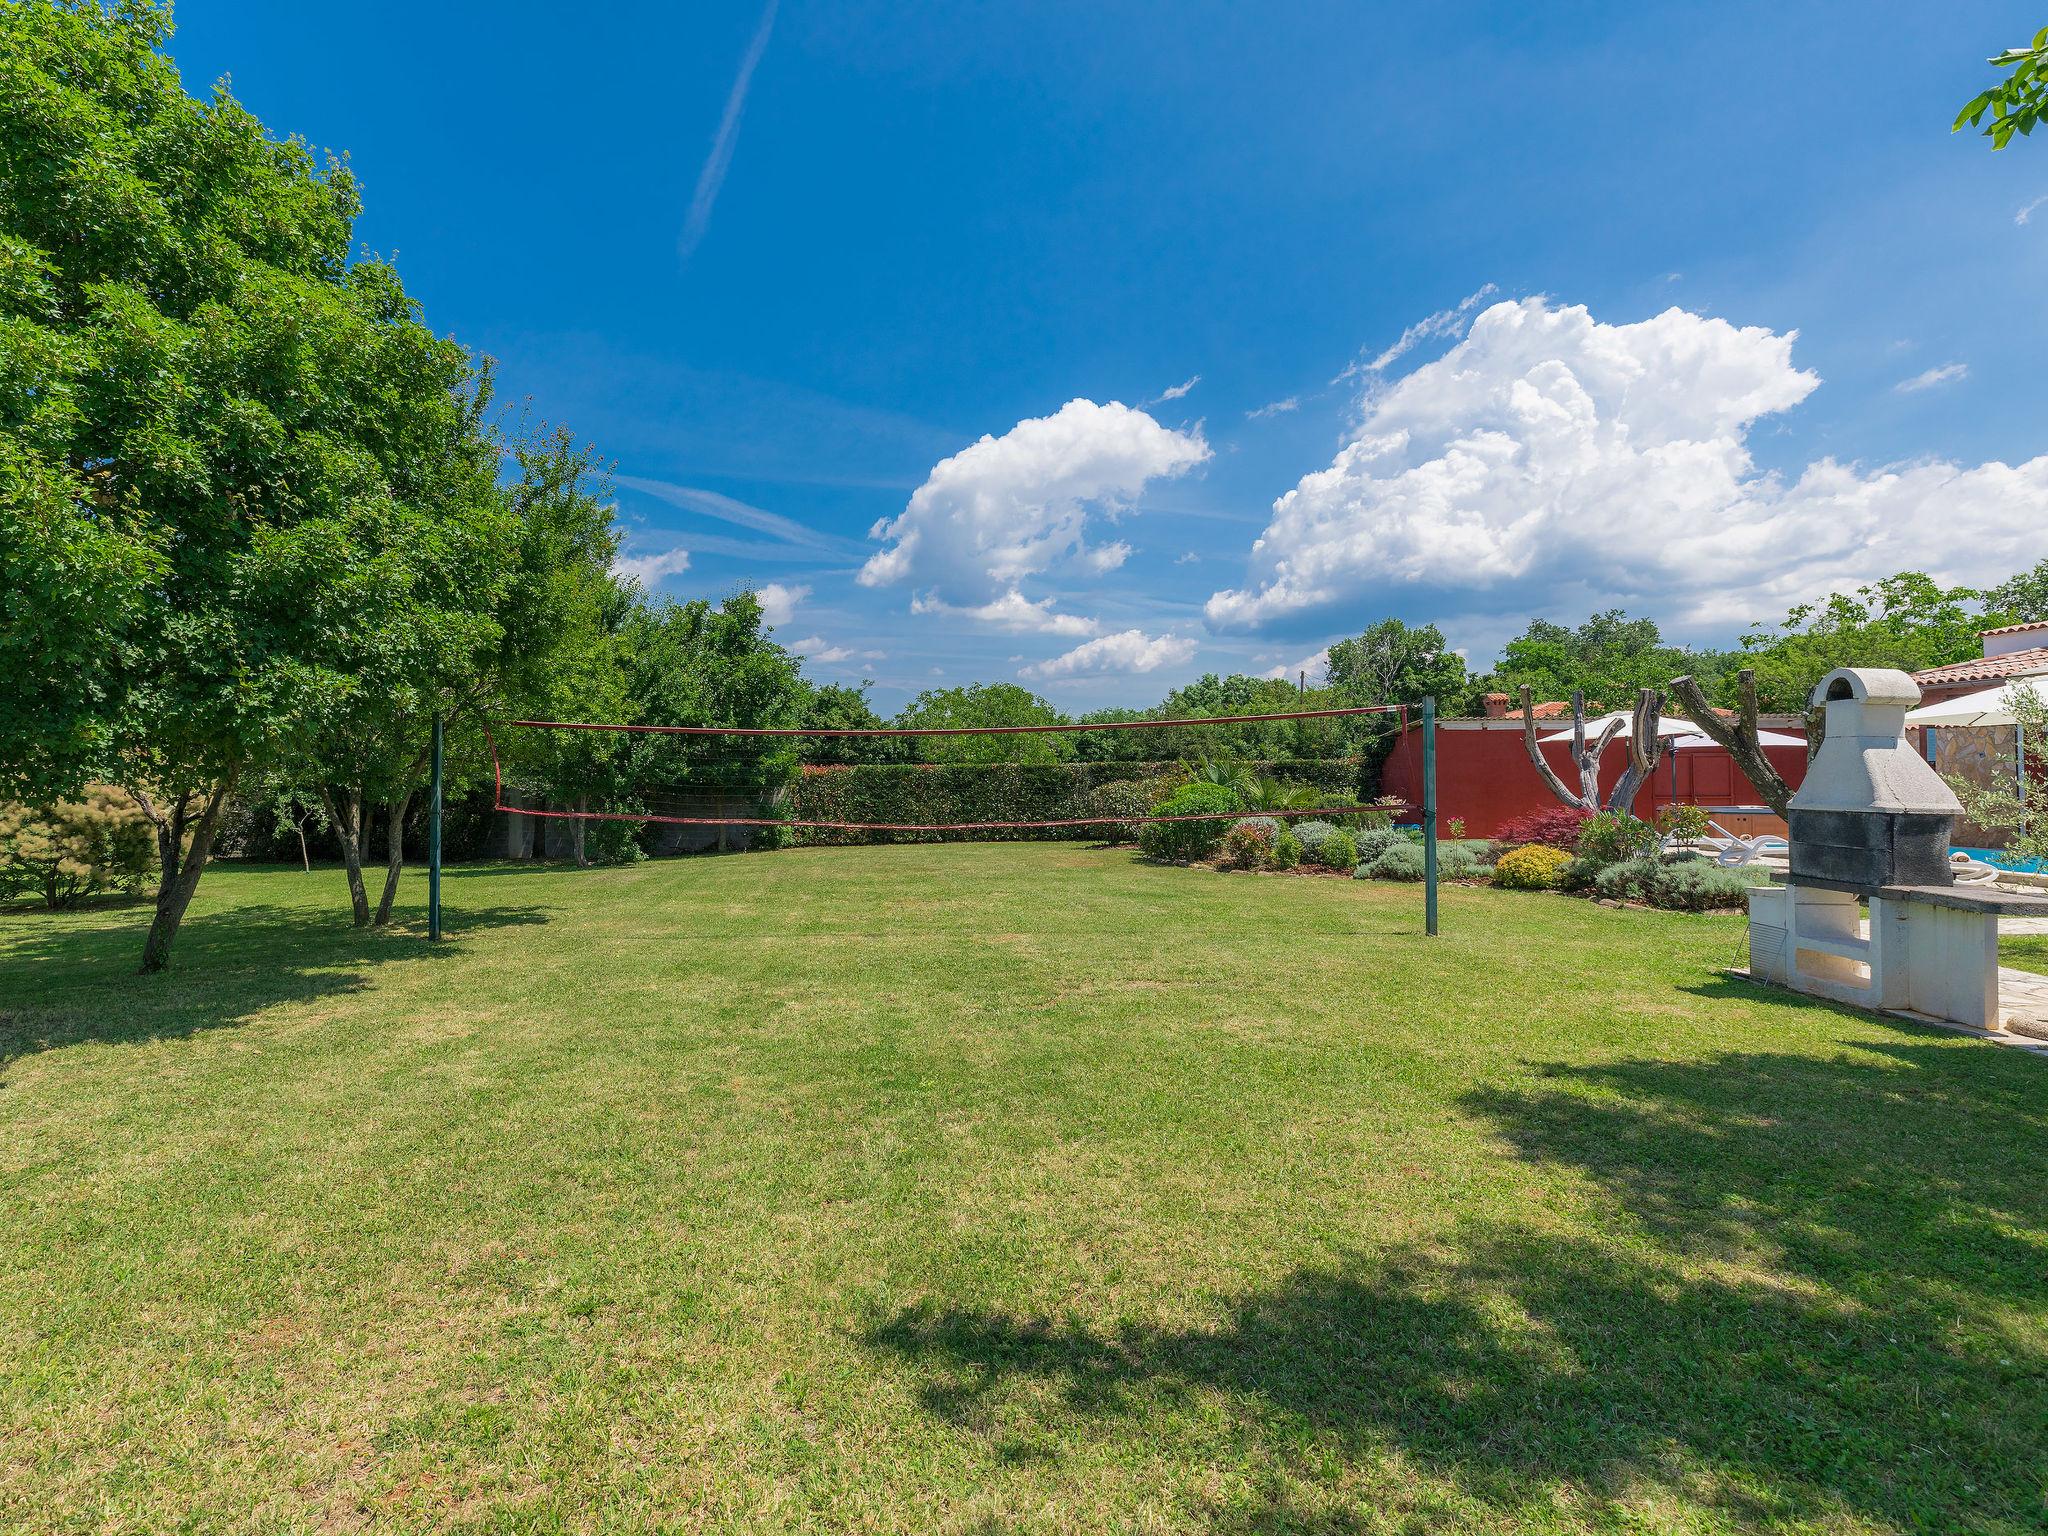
[1953, 846, 2045, 873]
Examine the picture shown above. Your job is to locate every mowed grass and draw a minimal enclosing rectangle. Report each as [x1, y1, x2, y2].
[2, 846, 2044, 1535]
[2003, 933, 2048, 977]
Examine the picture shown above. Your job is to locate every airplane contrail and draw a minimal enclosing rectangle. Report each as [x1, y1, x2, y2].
[679, 0, 779, 264]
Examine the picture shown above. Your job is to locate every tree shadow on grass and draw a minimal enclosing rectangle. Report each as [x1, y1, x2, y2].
[868, 1041, 2048, 1531]
[0, 900, 551, 1079]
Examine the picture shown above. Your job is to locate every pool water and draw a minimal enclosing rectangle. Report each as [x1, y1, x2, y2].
[1953, 845, 2046, 873]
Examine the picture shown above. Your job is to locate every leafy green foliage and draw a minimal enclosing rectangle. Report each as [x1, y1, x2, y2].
[1078, 779, 1148, 843]
[0, 786, 154, 907]
[1220, 820, 1279, 870]
[1137, 783, 1237, 861]
[1954, 28, 2048, 149]
[1590, 855, 1752, 911]
[1577, 811, 1660, 865]
[1351, 826, 1404, 864]
[1477, 611, 1734, 711]
[1735, 573, 1989, 712]
[1655, 804, 1713, 846]
[892, 684, 1072, 765]
[1944, 682, 2048, 867]
[1317, 829, 1359, 870]
[1986, 558, 2048, 624]
[1360, 841, 1426, 881]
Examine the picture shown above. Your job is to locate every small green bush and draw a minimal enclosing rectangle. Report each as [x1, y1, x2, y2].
[1593, 853, 1753, 911]
[1578, 811, 1659, 865]
[1359, 841, 1426, 881]
[1312, 828, 1359, 870]
[1559, 855, 1602, 892]
[1272, 829, 1302, 869]
[1492, 844, 1572, 890]
[1292, 820, 1337, 857]
[1232, 815, 1284, 841]
[1138, 783, 1237, 861]
[1352, 827, 1403, 864]
[1655, 803, 1712, 846]
[1220, 820, 1278, 870]
[1437, 844, 1484, 880]
[0, 788, 155, 908]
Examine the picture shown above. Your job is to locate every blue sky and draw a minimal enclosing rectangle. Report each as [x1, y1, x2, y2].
[171, 1, 2048, 710]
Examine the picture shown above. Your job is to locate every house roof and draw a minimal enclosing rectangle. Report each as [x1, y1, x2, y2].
[1981, 621, 2048, 639]
[1912, 647, 2048, 688]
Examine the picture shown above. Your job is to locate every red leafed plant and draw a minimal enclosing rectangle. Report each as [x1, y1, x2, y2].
[1493, 805, 1593, 848]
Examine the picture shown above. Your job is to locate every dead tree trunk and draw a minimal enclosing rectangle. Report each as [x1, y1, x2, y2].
[372, 792, 412, 925]
[323, 786, 373, 926]
[1668, 668, 1808, 819]
[1519, 686, 1624, 810]
[130, 772, 237, 974]
[570, 802, 588, 868]
[1604, 688, 1670, 813]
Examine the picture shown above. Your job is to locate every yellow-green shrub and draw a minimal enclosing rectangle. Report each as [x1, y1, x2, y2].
[1492, 843, 1572, 890]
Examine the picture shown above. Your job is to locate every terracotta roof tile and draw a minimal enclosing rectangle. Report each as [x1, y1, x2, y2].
[1981, 621, 2048, 638]
[1912, 648, 2048, 687]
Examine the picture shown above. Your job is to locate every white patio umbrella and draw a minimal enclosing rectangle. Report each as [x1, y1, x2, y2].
[1903, 678, 2045, 729]
[1666, 727, 1804, 751]
[1537, 711, 1698, 745]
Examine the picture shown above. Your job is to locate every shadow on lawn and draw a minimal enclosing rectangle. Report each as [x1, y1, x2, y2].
[869, 1041, 2048, 1530]
[0, 900, 551, 1079]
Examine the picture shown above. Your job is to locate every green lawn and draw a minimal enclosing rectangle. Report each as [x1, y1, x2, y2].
[2003, 934, 2048, 978]
[3, 846, 2044, 1534]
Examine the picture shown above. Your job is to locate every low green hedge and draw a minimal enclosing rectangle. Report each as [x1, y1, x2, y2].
[788, 760, 1365, 844]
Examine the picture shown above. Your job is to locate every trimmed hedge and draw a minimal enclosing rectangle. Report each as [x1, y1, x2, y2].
[788, 760, 1365, 844]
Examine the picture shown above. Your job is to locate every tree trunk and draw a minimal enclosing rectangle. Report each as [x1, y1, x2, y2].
[571, 803, 588, 868]
[1519, 685, 1624, 811]
[1604, 688, 1669, 814]
[372, 793, 411, 926]
[133, 775, 235, 974]
[1670, 670, 1797, 818]
[295, 819, 310, 873]
[324, 786, 372, 926]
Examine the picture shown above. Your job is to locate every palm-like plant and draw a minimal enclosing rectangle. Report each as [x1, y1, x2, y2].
[1178, 752, 1256, 801]
[1238, 774, 1320, 812]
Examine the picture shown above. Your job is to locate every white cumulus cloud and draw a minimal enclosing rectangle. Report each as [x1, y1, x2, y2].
[754, 582, 808, 627]
[1261, 647, 1331, 684]
[788, 635, 852, 663]
[1021, 629, 1197, 681]
[910, 589, 1100, 637]
[1206, 297, 2048, 633]
[613, 547, 692, 587]
[860, 399, 1209, 604]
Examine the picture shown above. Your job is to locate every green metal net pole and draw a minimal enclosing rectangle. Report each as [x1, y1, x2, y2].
[428, 714, 444, 942]
[1422, 695, 1439, 936]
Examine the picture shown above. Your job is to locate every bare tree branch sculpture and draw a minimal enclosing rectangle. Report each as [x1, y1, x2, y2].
[1604, 687, 1669, 813]
[1519, 685, 1625, 811]
[1668, 668, 1803, 818]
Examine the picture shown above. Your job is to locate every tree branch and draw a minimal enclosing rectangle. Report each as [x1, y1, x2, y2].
[1669, 669, 1794, 818]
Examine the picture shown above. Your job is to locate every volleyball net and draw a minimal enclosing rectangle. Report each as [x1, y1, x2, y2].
[484, 703, 1416, 838]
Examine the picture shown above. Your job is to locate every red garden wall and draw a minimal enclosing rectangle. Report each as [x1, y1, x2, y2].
[1378, 720, 1808, 838]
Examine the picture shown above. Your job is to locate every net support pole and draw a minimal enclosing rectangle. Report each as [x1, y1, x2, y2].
[428, 713, 444, 942]
[1422, 695, 1439, 936]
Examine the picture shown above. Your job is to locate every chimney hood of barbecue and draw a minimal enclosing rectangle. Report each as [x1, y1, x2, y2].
[1788, 668, 1961, 818]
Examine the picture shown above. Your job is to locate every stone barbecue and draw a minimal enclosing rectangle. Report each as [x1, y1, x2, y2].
[1747, 666, 2048, 1038]
[1785, 668, 1959, 892]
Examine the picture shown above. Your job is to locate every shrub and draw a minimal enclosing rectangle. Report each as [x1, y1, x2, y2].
[1492, 844, 1572, 890]
[1220, 820, 1278, 870]
[1437, 844, 1485, 880]
[1644, 859, 1753, 911]
[1577, 810, 1659, 865]
[1593, 853, 1753, 911]
[1352, 826, 1404, 864]
[1318, 829, 1359, 870]
[1232, 815, 1284, 841]
[1273, 829, 1302, 869]
[0, 787, 155, 908]
[1445, 817, 1467, 840]
[586, 818, 647, 866]
[1134, 773, 1187, 808]
[1494, 805, 1592, 848]
[1138, 783, 1237, 861]
[1086, 779, 1152, 842]
[1558, 855, 1602, 892]
[1445, 838, 1497, 866]
[1655, 803, 1712, 846]
[1292, 819, 1337, 857]
[1359, 841, 1426, 881]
